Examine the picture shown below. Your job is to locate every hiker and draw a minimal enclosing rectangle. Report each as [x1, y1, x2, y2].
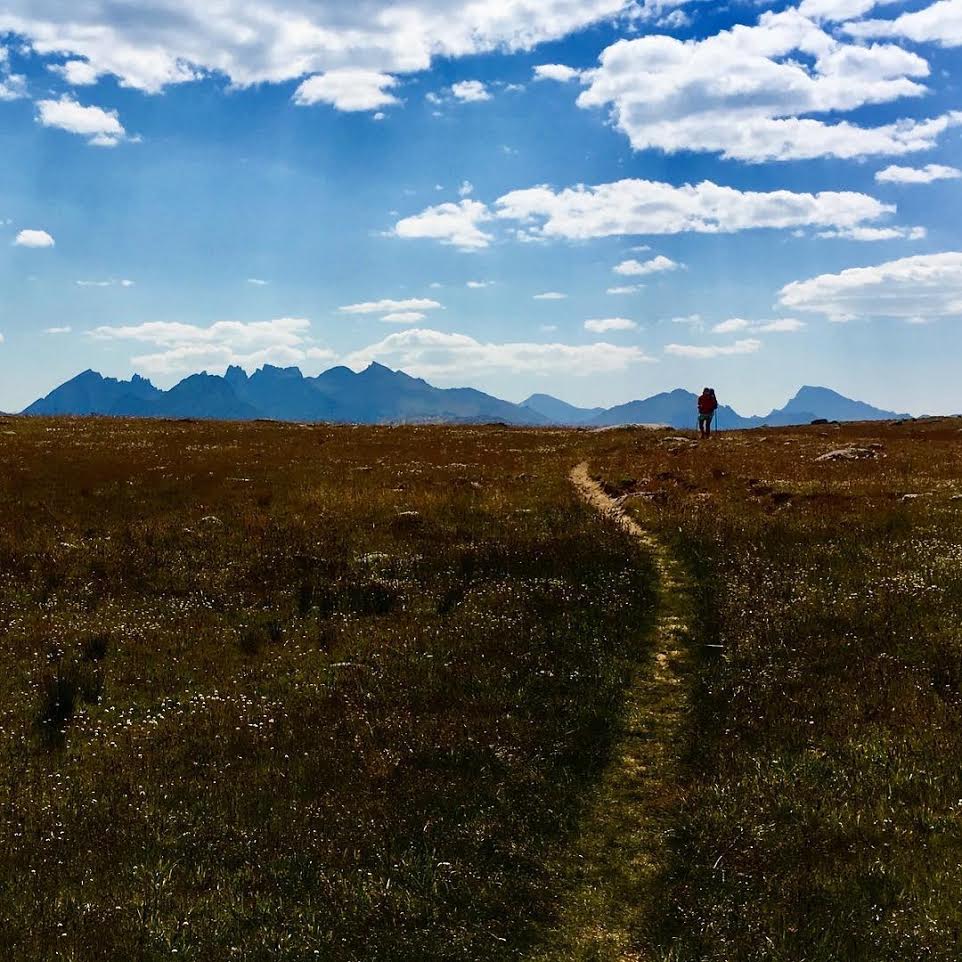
[698, 388, 718, 438]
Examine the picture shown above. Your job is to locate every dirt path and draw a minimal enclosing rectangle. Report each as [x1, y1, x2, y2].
[530, 463, 696, 960]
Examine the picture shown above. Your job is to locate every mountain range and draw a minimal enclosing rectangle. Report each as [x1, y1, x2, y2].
[22, 365, 910, 429]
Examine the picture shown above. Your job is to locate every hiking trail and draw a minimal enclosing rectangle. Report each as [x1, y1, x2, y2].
[531, 463, 696, 960]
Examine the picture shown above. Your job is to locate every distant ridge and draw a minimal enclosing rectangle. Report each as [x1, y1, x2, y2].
[23, 365, 910, 428]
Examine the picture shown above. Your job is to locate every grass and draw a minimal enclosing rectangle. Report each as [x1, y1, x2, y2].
[0, 417, 659, 961]
[5, 414, 962, 961]
[595, 418, 962, 961]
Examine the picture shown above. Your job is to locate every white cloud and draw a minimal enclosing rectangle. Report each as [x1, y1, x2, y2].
[876, 163, 962, 184]
[338, 298, 443, 315]
[466, 280, 493, 289]
[607, 285, 642, 294]
[293, 70, 399, 112]
[576, 7, 960, 162]
[614, 254, 681, 276]
[585, 317, 638, 332]
[459, 180, 474, 197]
[493, 178, 894, 240]
[394, 199, 493, 250]
[534, 63, 582, 82]
[44, 326, 72, 334]
[712, 317, 805, 333]
[669, 313, 703, 327]
[533, 291, 567, 299]
[846, 1, 962, 47]
[540, 324, 559, 333]
[1, 1, 634, 94]
[711, 318, 751, 334]
[779, 251, 962, 322]
[0, 47, 25, 100]
[665, 338, 763, 358]
[343, 327, 653, 379]
[451, 80, 491, 102]
[49, 59, 99, 85]
[247, 278, 269, 286]
[14, 229, 55, 248]
[631, 0, 701, 23]
[88, 317, 335, 375]
[816, 225, 926, 241]
[381, 311, 427, 324]
[756, 318, 806, 333]
[398, 178, 895, 250]
[77, 278, 135, 287]
[36, 96, 130, 146]
[797, 0, 888, 20]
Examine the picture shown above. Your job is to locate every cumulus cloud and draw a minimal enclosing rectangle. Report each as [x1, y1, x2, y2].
[576, 7, 960, 162]
[614, 254, 681, 276]
[88, 317, 334, 375]
[756, 318, 806, 333]
[0, 0, 634, 94]
[293, 70, 400, 112]
[492, 178, 894, 241]
[608, 285, 642, 295]
[338, 298, 442, 315]
[846, 0, 962, 47]
[458, 181, 474, 197]
[876, 163, 962, 184]
[36, 96, 130, 146]
[665, 338, 763, 359]
[343, 327, 653, 379]
[712, 317, 805, 333]
[396, 177, 899, 250]
[533, 291, 567, 299]
[14, 229, 55, 248]
[394, 199, 493, 250]
[381, 311, 427, 324]
[779, 251, 962, 322]
[711, 318, 751, 334]
[797, 0, 888, 20]
[816, 225, 926, 241]
[49, 58, 99, 85]
[534, 63, 582, 82]
[0, 47, 26, 100]
[584, 317, 638, 332]
[451, 80, 491, 102]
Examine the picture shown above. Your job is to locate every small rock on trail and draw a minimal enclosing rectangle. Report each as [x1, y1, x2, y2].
[816, 446, 884, 463]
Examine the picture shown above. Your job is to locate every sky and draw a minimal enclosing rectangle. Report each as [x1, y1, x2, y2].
[1, 0, 961, 416]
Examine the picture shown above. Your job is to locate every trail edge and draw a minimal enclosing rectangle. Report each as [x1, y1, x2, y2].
[531, 463, 696, 961]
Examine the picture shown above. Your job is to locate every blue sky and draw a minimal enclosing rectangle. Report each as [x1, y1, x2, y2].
[1, 0, 961, 415]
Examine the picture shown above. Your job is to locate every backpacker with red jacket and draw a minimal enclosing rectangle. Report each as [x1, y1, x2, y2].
[698, 389, 718, 415]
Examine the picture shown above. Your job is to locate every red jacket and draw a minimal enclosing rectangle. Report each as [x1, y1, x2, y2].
[698, 393, 718, 415]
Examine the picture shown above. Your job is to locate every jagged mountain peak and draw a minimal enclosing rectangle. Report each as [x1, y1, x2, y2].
[21, 368, 913, 428]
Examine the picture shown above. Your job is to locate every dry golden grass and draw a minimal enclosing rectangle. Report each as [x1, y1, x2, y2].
[3, 414, 960, 961]
[0, 417, 660, 962]
[595, 417, 962, 961]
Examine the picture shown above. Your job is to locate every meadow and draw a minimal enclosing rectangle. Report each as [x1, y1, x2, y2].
[1, 415, 961, 960]
[596, 418, 962, 961]
[0, 417, 658, 961]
